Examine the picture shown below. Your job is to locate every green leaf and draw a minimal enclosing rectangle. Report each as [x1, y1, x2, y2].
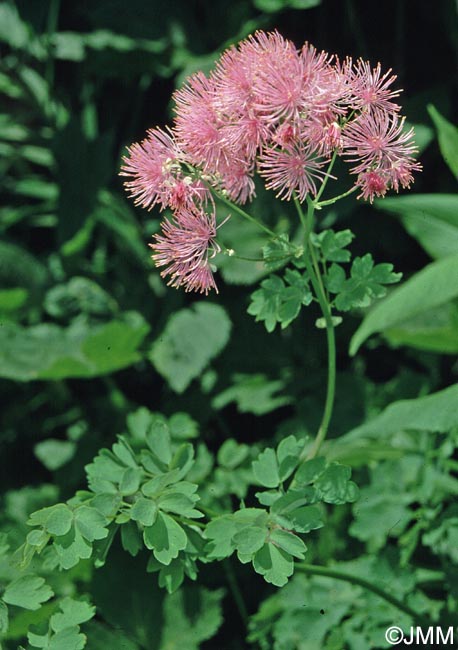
[332, 254, 401, 312]
[54, 526, 92, 569]
[314, 463, 359, 504]
[248, 270, 312, 331]
[252, 448, 280, 488]
[48, 626, 86, 650]
[50, 598, 95, 633]
[34, 439, 76, 471]
[4, 575, 53, 611]
[0, 313, 150, 381]
[269, 529, 307, 559]
[263, 234, 294, 271]
[130, 497, 158, 527]
[383, 302, 458, 353]
[294, 457, 326, 485]
[212, 373, 291, 415]
[233, 526, 267, 555]
[143, 512, 187, 565]
[74, 506, 109, 542]
[253, 543, 294, 587]
[28, 504, 73, 536]
[343, 383, 458, 440]
[376, 194, 458, 259]
[427, 104, 458, 179]
[217, 439, 249, 469]
[277, 435, 302, 481]
[149, 302, 231, 393]
[204, 516, 237, 560]
[350, 253, 458, 354]
[313, 229, 354, 262]
[119, 467, 142, 496]
[145, 416, 172, 465]
[0, 600, 9, 634]
[120, 521, 142, 557]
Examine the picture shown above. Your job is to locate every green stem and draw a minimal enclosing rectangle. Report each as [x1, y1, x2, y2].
[211, 187, 277, 237]
[314, 150, 338, 204]
[296, 563, 428, 626]
[223, 559, 249, 626]
[294, 198, 337, 460]
[316, 186, 358, 208]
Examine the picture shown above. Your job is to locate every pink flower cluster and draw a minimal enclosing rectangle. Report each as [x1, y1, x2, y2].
[121, 30, 421, 294]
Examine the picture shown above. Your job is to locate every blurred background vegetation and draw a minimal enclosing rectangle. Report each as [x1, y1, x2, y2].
[0, 0, 457, 648]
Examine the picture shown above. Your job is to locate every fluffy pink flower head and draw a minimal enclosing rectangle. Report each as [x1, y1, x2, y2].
[345, 58, 402, 114]
[150, 205, 221, 294]
[120, 127, 207, 211]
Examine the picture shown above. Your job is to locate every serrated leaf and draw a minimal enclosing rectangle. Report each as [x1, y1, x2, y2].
[333, 254, 401, 312]
[28, 504, 73, 537]
[50, 598, 95, 633]
[4, 575, 53, 611]
[253, 543, 294, 587]
[247, 275, 284, 332]
[253, 448, 280, 488]
[48, 625, 86, 650]
[74, 506, 109, 541]
[314, 464, 359, 504]
[130, 497, 158, 527]
[204, 516, 237, 559]
[314, 229, 354, 262]
[54, 526, 92, 569]
[149, 302, 231, 393]
[233, 526, 267, 555]
[158, 562, 185, 594]
[263, 235, 294, 271]
[143, 512, 187, 565]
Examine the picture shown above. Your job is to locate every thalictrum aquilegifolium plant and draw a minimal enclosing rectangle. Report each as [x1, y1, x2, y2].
[2, 29, 432, 650]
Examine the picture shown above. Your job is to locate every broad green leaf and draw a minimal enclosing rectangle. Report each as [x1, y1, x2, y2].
[143, 512, 187, 565]
[282, 505, 324, 533]
[383, 301, 458, 353]
[145, 416, 171, 465]
[0, 313, 149, 380]
[120, 521, 142, 557]
[253, 543, 294, 587]
[252, 448, 280, 488]
[50, 598, 95, 633]
[376, 194, 458, 259]
[4, 575, 53, 611]
[34, 439, 76, 471]
[44, 277, 117, 319]
[343, 383, 458, 440]
[350, 253, 458, 354]
[427, 104, 458, 179]
[294, 457, 326, 485]
[263, 234, 295, 271]
[130, 497, 158, 527]
[247, 275, 284, 332]
[158, 562, 185, 594]
[149, 302, 231, 393]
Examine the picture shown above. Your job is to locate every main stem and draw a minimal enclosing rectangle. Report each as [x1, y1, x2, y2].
[296, 563, 429, 626]
[294, 198, 336, 460]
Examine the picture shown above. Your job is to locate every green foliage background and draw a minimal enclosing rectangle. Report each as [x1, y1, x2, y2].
[0, 0, 457, 648]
